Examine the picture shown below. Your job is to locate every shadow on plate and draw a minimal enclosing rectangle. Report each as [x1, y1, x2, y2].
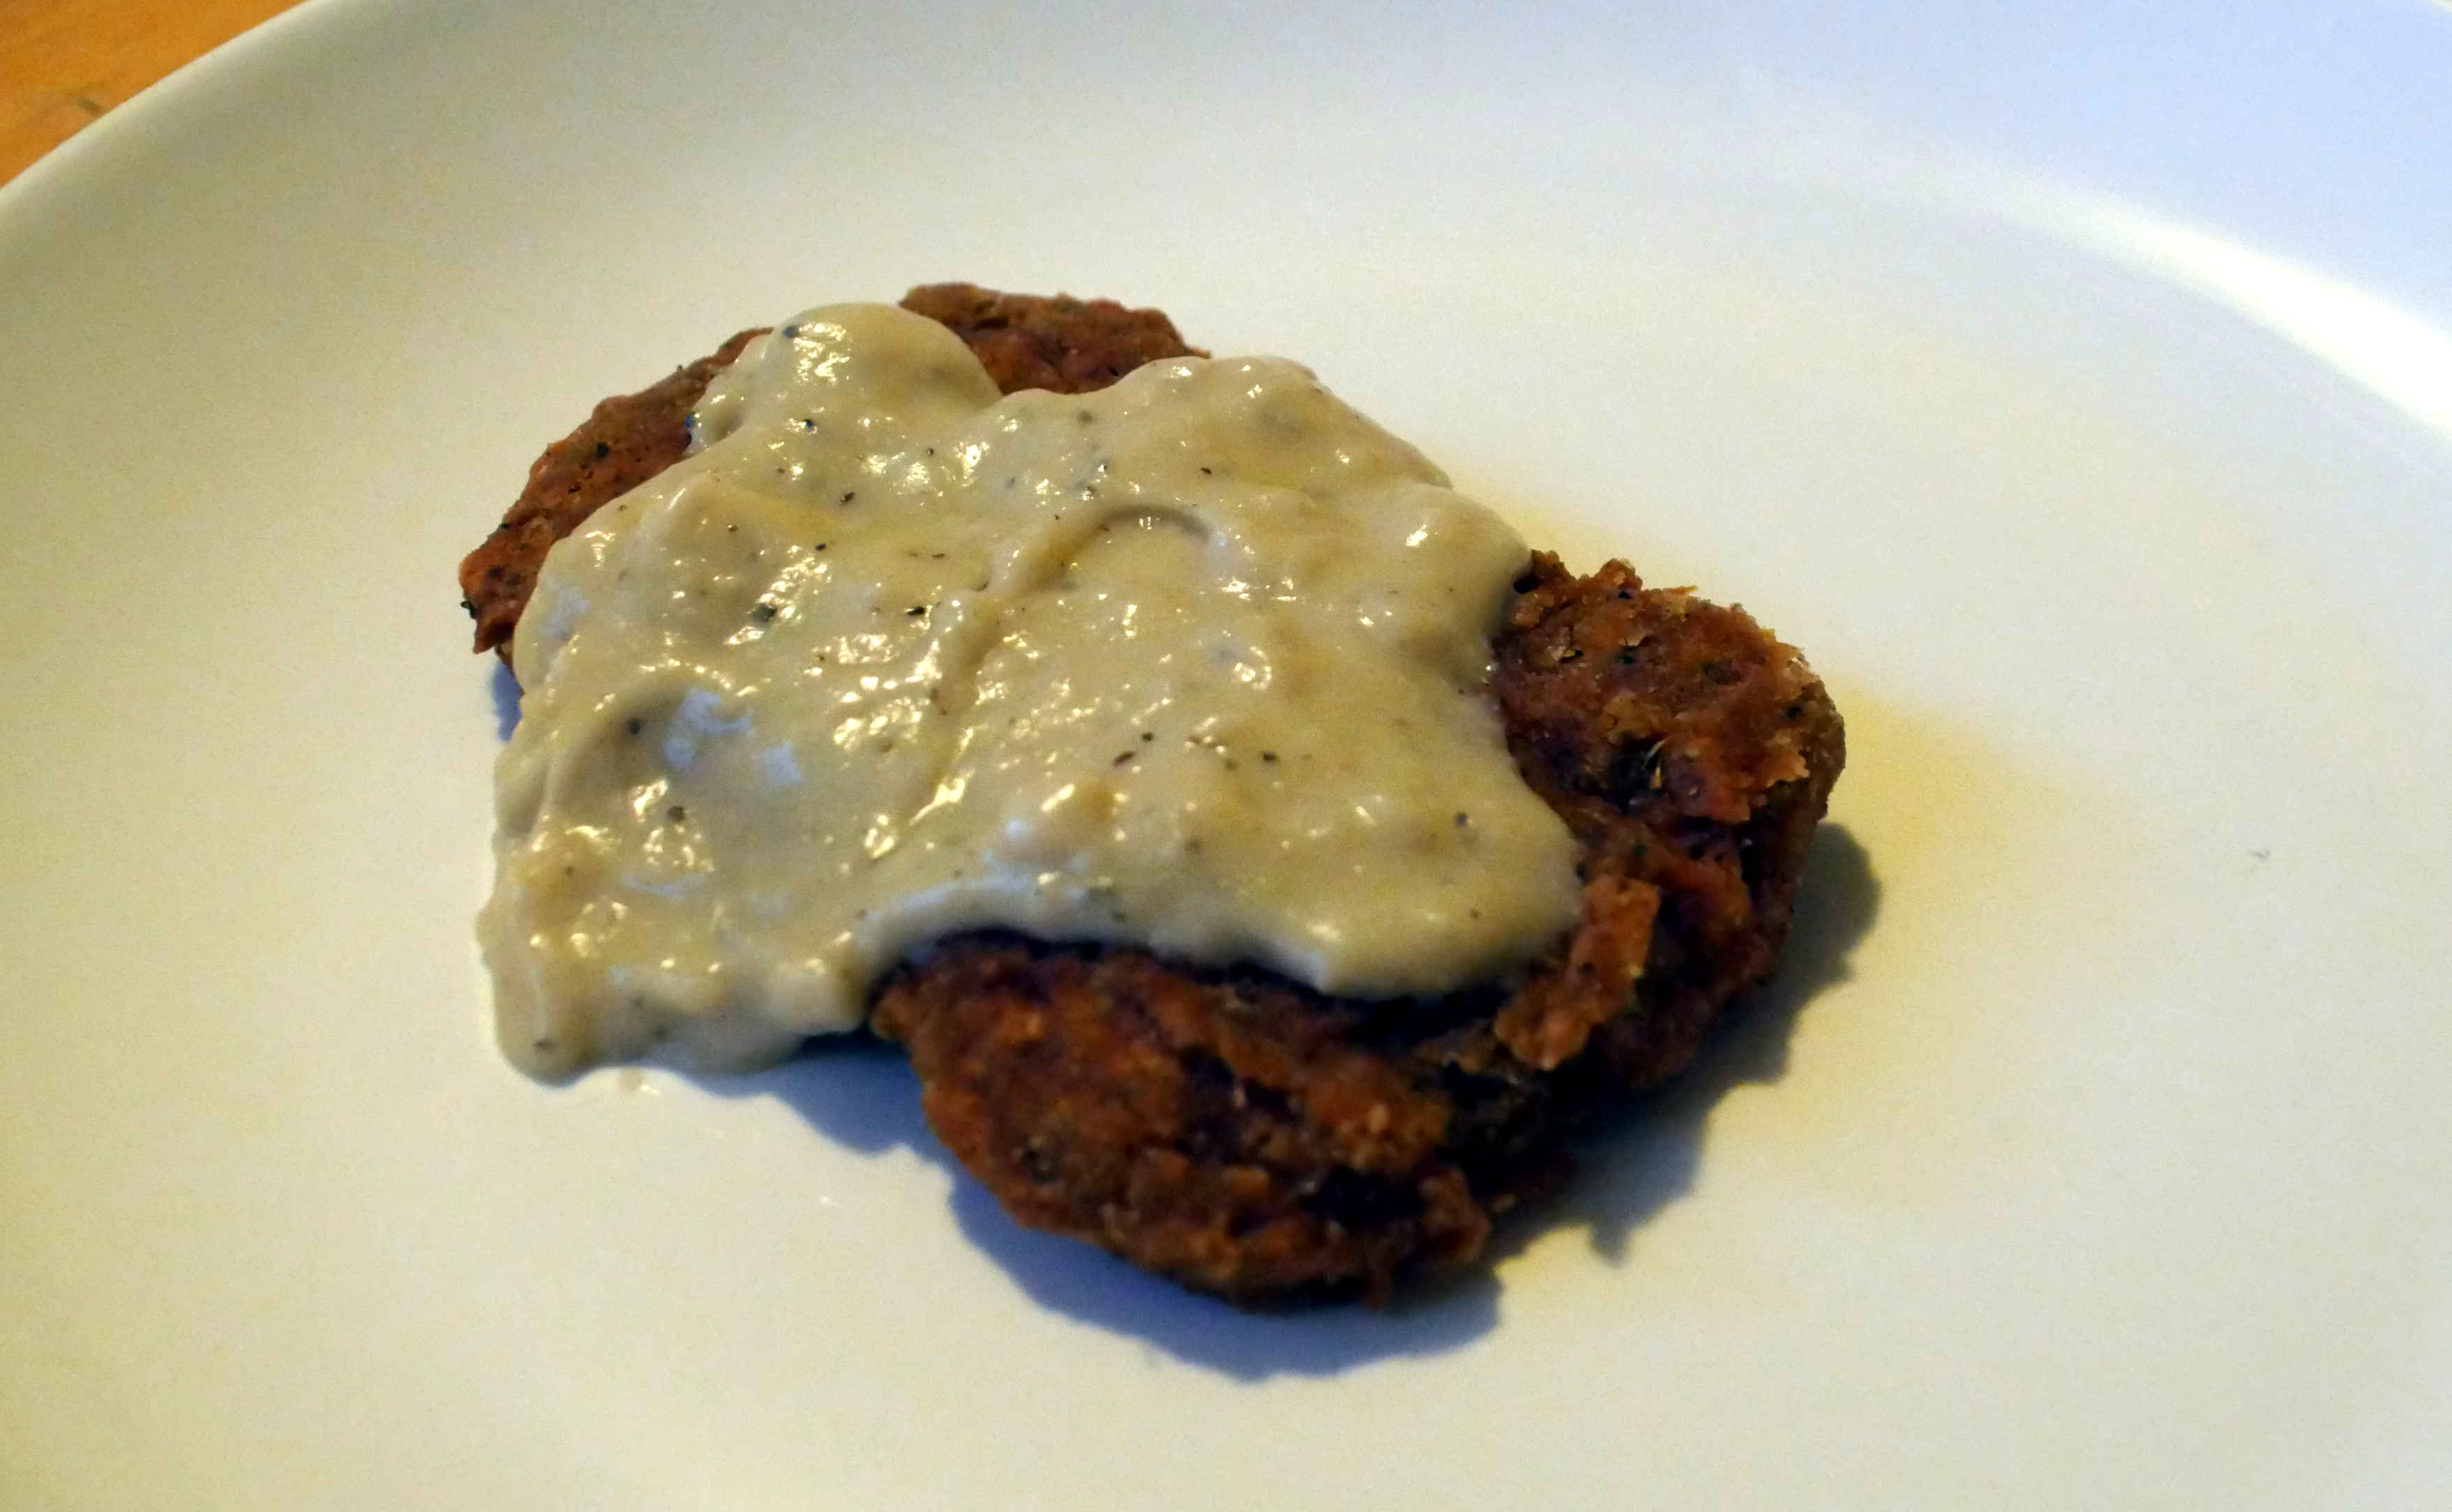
[490, 660, 521, 740]
[725, 823, 1878, 1382]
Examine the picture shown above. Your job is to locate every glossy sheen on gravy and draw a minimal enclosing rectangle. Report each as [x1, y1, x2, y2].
[483, 304, 1581, 1076]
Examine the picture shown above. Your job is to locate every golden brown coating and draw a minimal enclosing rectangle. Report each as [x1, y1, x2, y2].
[460, 287, 1843, 1303]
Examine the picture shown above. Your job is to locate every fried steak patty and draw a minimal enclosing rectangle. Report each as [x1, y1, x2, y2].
[462, 283, 1844, 1302]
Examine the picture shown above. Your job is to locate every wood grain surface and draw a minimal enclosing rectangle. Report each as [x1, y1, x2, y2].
[1, 0, 304, 186]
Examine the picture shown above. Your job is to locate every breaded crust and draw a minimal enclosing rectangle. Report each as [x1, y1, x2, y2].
[896, 282, 1209, 396]
[462, 287, 1844, 1303]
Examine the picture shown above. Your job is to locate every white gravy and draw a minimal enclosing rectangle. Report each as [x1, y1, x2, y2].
[481, 303, 1581, 1075]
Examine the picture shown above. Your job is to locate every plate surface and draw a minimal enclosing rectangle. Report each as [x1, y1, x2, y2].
[5, 3, 2450, 1507]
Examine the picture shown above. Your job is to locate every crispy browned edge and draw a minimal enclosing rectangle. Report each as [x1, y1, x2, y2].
[460, 285, 1845, 1303]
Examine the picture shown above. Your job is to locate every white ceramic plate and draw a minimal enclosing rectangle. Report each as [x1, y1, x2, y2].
[6, 2, 2449, 1506]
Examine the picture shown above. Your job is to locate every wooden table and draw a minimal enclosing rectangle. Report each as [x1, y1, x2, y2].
[1, 0, 304, 186]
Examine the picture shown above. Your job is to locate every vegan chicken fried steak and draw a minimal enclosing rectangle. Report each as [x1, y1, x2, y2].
[461, 284, 1844, 1303]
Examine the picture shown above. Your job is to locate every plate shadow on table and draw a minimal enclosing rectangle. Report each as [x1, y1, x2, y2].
[731, 824, 1877, 1382]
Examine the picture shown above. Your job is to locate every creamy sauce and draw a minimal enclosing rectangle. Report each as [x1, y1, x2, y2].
[482, 303, 1581, 1076]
